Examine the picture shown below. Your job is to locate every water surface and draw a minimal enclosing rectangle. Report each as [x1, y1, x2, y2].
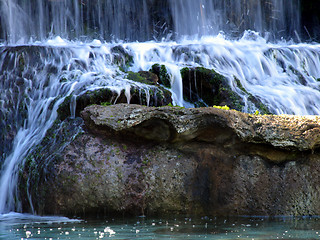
[1, 214, 320, 239]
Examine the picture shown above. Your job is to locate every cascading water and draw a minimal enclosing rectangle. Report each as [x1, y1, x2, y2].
[0, 0, 300, 43]
[0, 0, 319, 216]
[0, 40, 167, 214]
[169, 0, 300, 39]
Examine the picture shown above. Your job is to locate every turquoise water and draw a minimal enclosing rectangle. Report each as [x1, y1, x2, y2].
[1, 213, 320, 239]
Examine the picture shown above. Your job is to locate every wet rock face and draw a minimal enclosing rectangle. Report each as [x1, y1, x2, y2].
[180, 66, 270, 113]
[180, 66, 237, 108]
[57, 74, 172, 121]
[22, 104, 320, 217]
[40, 133, 199, 216]
[190, 147, 320, 216]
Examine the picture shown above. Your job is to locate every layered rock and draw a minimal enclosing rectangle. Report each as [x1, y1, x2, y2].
[20, 104, 320, 217]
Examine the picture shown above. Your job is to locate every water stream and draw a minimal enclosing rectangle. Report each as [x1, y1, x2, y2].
[0, 0, 319, 235]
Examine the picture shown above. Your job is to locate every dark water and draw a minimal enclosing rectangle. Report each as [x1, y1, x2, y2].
[1, 213, 320, 239]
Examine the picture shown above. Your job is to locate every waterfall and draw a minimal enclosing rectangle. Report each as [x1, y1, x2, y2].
[0, 0, 319, 215]
[169, 0, 300, 39]
[0, 0, 300, 43]
[0, 0, 153, 43]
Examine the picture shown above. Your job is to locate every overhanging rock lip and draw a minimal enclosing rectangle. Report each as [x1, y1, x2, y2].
[81, 104, 320, 152]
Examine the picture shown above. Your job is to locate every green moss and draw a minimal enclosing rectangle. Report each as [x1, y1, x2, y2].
[119, 66, 126, 72]
[56, 95, 73, 120]
[122, 144, 128, 151]
[159, 65, 171, 88]
[57, 88, 120, 120]
[139, 166, 146, 176]
[127, 71, 158, 86]
[197, 67, 224, 85]
[167, 103, 174, 107]
[115, 148, 120, 154]
[60, 77, 68, 82]
[213, 105, 230, 110]
[111, 45, 134, 72]
[180, 67, 273, 114]
[218, 86, 243, 111]
[164, 103, 185, 108]
[180, 67, 190, 79]
[150, 64, 171, 88]
[234, 77, 249, 94]
[127, 71, 146, 83]
[181, 66, 240, 108]
[258, 103, 271, 115]
[101, 101, 112, 106]
[18, 117, 84, 214]
[233, 76, 271, 115]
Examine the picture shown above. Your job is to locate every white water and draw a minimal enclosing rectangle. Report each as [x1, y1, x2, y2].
[126, 32, 320, 114]
[0, 0, 300, 43]
[169, 0, 300, 39]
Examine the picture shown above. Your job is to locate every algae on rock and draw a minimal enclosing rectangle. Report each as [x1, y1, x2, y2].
[180, 66, 271, 114]
[57, 70, 173, 120]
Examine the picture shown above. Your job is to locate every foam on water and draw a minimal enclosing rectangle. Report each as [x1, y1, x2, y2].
[0, 212, 80, 225]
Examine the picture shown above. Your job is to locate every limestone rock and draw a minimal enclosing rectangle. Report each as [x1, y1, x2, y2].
[20, 104, 320, 217]
[82, 104, 320, 154]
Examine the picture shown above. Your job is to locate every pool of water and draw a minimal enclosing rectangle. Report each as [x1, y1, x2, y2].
[1, 213, 320, 239]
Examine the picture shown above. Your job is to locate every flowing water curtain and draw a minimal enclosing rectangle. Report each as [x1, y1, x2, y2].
[0, 0, 77, 42]
[0, 0, 301, 43]
[0, 0, 155, 43]
[168, 0, 301, 39]
[0, 46, 77, 212]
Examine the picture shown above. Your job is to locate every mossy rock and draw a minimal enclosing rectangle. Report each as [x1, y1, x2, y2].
[18, 117, 84, 214]
[129, 85, 172, 107]
[57, 88, 126, 120]
[233, 76, 271, 115]
[57, 84, 172, 120]
[180, 67, 271, 114]
[127, 71, 158, 85]
[150, 64, 171, 88]
[180, 67, 244, 111]
[111, 45, 134, 72]
[172, 46, 202, 64]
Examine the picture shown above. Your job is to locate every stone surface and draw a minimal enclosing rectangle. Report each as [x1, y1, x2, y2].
[42, 134, 199, 216]
[81, 104, 320, 154]
[21, 104, 320, 217]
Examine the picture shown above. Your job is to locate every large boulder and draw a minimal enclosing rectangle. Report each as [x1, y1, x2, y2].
[20, 104, 320, 217]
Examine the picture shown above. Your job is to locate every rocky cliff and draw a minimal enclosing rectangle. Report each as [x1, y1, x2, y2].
[20, 104, 320, 217]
